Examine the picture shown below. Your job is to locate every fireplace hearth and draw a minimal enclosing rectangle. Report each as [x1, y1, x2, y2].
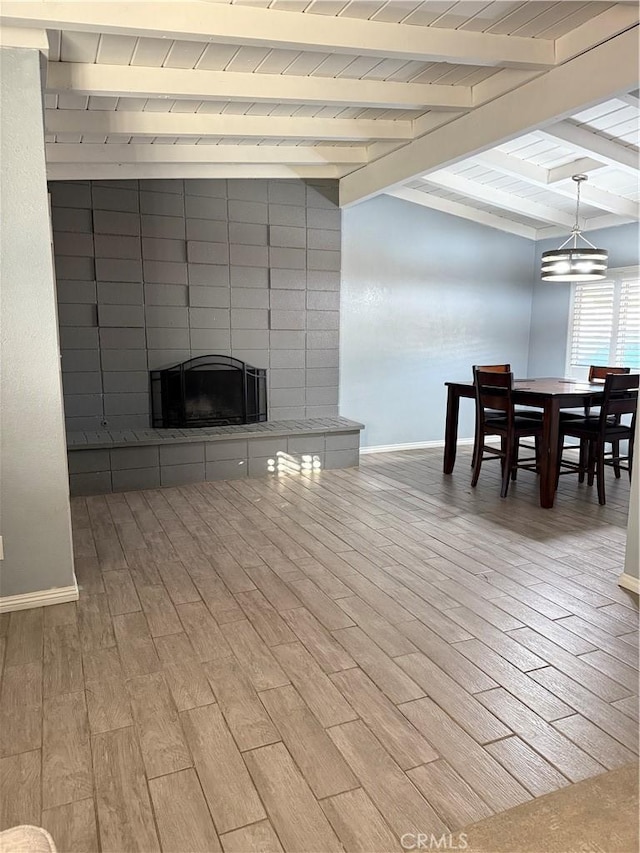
[151, 355, 267, 428]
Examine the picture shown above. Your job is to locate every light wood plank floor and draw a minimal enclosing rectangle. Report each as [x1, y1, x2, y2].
[1, 448, 638, 852]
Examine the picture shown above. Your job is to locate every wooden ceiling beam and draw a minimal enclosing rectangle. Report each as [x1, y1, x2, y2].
[541, 121, 639, 176]
[387, 186, 537, 240]
[46, 61, 472, 110]
[45, 109, 413, 142]
[474, 149, 638, 218]
[1, 1, 555, 68]
[422, 171, 575, 227]
[47, 162, 347, 180]
[45, 142, 368, 165]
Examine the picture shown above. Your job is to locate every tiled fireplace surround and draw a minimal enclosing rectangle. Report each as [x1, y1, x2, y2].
[50, 177, 362, 495]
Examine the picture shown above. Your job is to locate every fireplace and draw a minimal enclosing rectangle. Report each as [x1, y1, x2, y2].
[151, 355, 267, 428]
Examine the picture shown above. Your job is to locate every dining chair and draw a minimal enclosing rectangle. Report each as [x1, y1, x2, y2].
[471, 368, 543, 498]
[470, 364, 543, 470]
[470, 364, 511, 468]
[576, 365, 632, 476]
[559, 372, 638, 505]
[585, 365, 631, 415]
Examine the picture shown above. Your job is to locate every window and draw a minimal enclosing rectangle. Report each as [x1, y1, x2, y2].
[567, 266, 640, 379]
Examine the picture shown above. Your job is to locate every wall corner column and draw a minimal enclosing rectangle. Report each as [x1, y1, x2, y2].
[619, 414, 640, 595]
[0, 45, 77, 607]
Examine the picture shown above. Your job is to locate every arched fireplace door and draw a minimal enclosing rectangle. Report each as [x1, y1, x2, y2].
[151, 355, 267, 428]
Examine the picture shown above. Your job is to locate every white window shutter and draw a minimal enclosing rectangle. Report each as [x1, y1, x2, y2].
[567, 269, 640, 376]
[616, 276, 640, 369]
[569, 281, 614, 371]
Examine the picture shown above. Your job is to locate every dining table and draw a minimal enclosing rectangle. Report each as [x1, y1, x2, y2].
[443, 377, 607, 509]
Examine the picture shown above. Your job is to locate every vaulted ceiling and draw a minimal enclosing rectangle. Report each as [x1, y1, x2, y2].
[1, 0, 638, 239]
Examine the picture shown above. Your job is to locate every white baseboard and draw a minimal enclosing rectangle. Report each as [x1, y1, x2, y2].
[361, 438, 474, 455]
[618, 573, 640, 595]
[0, 583, 79, 613]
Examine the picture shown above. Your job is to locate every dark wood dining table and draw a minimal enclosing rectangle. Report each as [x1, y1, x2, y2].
[443, 377, 606, 509]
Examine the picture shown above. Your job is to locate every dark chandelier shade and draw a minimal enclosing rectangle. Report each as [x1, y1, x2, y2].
[541, 247, 609, 282]
[540, 175, 609, 283]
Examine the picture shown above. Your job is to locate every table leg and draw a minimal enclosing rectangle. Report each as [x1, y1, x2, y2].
[540, 399, 561, 509]
[443, 386, 461, 474]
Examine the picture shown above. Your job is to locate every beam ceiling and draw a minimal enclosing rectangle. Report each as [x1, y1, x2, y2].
[1, 0, 637, 237]
[339, 26, 639, 206]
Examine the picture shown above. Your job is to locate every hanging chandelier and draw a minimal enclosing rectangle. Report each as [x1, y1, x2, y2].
[540, 174, 609, 282]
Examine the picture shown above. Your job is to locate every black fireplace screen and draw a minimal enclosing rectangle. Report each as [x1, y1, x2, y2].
[151, 355, 267, 428]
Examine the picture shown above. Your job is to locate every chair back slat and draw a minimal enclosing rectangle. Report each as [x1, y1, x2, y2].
[475, 363, 511, 373]
[588, 365, 631, 382]
[599, 374, 638, 432]
[473, 368, 514, 419]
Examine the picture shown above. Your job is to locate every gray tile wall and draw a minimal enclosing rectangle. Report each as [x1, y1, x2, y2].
[50, 178, 341, 431]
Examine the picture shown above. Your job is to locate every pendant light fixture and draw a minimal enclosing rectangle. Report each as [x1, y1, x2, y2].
[540, 174, 608, 282]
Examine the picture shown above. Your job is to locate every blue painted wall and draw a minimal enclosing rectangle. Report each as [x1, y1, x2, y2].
[340, 195, 535, 448]
[528, 221, 640, 376]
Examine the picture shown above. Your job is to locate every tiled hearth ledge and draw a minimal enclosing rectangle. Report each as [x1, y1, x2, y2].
[66, 416, 364, 496]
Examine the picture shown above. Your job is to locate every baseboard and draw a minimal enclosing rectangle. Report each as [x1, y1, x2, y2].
[360, 438, 474, 455]
[618, 573, 640, 595]
[0, 583, 79, 613]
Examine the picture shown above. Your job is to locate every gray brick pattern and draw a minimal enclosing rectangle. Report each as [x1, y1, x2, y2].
[66, 420, 361, 495]
[51, 179, 341, 431]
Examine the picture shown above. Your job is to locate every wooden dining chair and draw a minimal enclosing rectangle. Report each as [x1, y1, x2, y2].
[471, 364, 543, 470]
[576, 366, 632, 476]
[559, 372, 638, 505]
[585, 365, 631, 414]
[470, 364, 511, 468]
[471, 368, 543, 498]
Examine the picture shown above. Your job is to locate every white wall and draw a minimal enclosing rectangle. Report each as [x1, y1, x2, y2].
[340, 195, 535, 448]
[0, 48, 75, 599]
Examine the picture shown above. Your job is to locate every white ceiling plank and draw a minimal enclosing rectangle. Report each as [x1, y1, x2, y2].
[387, 186, 537, 240]
[339, 26, 640, 206]
[59, 31, 100, 62]
[0, 1, 556, 67]
[562, 183, 640, 218]
[45, 61, 471, 110]
[541, 121, 640, 175]
[423, 171, 575, 227]
[474, 148, 638, 218]
[618, 91, 640, 109]
[45, 109, 413, 141]
[45, 142, 368, 164]
[46, 162, 347, 180]
[536, 213, 639, 240]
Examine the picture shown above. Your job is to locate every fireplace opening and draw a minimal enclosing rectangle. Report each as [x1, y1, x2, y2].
[151, 355, 267, 428]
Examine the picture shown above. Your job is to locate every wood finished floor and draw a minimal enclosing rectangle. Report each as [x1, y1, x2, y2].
[1, 447, 638, 853]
